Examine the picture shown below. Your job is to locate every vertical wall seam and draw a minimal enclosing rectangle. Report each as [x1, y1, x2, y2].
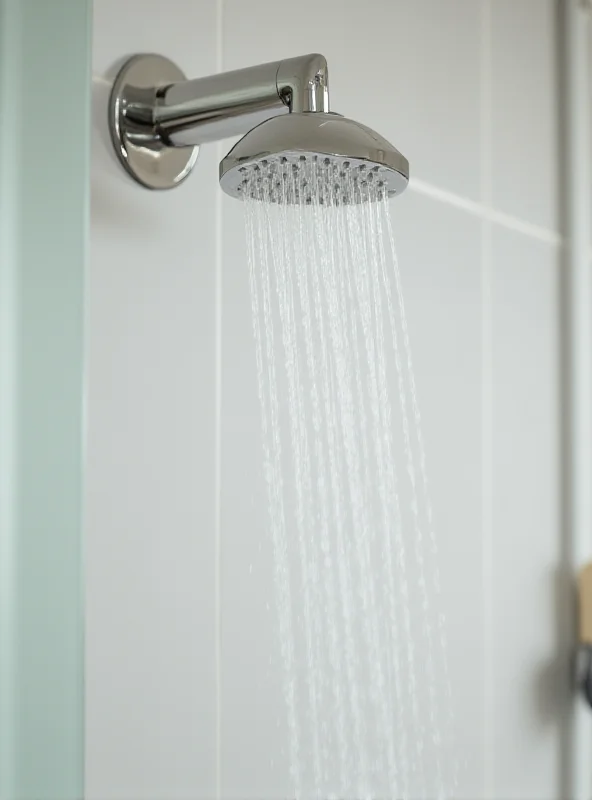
[564, 3, 592, 797]
[214, 0, 224, 795]
[480, 0, 494, 796]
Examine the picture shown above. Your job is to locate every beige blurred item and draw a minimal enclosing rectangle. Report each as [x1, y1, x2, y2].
[579, 563, 592, 645]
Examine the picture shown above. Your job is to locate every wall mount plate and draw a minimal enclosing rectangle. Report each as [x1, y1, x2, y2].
[109, 54, 199, 190]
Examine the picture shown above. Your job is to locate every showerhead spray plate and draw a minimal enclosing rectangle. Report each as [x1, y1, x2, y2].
[225, 152, 401, 205]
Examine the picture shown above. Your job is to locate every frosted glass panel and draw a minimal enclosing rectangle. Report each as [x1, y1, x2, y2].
[0, 0, 90, 797]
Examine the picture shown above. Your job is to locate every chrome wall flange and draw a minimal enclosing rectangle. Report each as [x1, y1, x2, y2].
[109, 54, 199, 190]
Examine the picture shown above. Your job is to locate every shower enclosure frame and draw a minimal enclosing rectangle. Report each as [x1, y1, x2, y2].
[563, 1, 592, 798]
[0, 0, 90, 797]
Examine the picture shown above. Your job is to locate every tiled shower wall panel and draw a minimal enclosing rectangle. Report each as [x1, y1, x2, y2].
[88, 2, 563, 798]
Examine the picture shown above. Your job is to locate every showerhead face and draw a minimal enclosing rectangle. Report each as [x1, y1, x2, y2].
[219, 112, 409, 205]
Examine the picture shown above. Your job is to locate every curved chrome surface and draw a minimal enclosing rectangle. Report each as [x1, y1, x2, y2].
[156, 60, 288, 147]
[219, 112, 409, 203]
[108, 51, 410, 199]
[109, 54, 199, 190]
[156, 53, 329, 147]
[276, 54, 329, 113]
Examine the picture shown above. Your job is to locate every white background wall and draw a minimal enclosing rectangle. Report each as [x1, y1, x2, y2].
[87, 1, 569, 798]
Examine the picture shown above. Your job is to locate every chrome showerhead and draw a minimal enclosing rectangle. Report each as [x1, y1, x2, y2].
[219, 113, 409, 205]
[108, 52, 409, 200]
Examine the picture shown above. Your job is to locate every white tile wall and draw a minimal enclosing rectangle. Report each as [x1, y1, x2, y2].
[384, 193, 486, 798]
[88, 0, 565, 798]
[219, 191, 286, 798]
[491, 0, 559, 231]
[87, 2, 218, 798]
[491, 230, 564, 800]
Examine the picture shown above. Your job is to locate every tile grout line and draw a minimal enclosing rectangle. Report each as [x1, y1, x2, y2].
[480, 0, 495, 797]
[409, 178, 562, 247]
[214, 0, 223, 796]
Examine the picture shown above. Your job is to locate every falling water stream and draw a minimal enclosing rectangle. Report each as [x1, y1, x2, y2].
[243, 161, 457, 800]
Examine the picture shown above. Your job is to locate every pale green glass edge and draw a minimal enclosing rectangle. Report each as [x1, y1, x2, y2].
[0, 0, 91, 798]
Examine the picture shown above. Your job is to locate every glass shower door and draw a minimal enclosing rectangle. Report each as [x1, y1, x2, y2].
[0, 1, 91, 797]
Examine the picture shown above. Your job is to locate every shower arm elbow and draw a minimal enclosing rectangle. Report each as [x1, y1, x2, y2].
[141, 53, 330, 148]
[276, 54, 330, 114]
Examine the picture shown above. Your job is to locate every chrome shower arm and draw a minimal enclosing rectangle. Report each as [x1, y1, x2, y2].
[152, 54, 330, 147]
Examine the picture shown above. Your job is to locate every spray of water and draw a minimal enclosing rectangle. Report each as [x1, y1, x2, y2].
[243, 162, 457, 800]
